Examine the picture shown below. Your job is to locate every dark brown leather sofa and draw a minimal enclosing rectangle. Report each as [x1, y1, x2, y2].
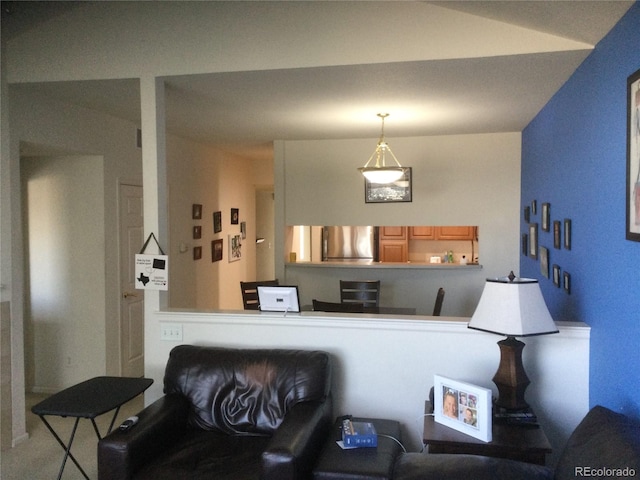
[393, 405, 640, 480]
[98, 345, 333, 480]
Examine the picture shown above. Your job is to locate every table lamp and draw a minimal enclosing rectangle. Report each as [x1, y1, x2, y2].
[468, 271, 558, 412]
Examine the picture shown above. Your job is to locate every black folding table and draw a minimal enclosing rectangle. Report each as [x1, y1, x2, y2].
[31, 376, 153, 480]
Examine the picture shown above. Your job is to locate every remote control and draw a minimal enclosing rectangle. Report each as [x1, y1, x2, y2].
[119, 416, 139, 432]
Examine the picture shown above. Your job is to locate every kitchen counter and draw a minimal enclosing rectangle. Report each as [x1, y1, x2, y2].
[285, 261, 482, 270]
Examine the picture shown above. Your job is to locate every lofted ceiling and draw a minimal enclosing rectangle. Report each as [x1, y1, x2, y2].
[3, 1, 634, 160]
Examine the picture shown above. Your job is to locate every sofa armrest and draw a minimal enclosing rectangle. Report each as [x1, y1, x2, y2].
[261, 396, 333, 480]
[98, 393, 190, 480]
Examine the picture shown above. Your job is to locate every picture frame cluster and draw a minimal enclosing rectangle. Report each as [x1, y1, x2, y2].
[191, 204, 244, 263]
[522, 200, 571, 294]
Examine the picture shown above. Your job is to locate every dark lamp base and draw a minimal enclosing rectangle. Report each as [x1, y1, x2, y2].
[492, 336, 531, 411]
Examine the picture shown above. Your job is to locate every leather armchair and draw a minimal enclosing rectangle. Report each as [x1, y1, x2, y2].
[98, 345, 333, 480]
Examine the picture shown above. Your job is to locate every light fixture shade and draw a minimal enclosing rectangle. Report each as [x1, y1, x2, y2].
[468, 275, 558, 337]
[358, 166, 405, 184]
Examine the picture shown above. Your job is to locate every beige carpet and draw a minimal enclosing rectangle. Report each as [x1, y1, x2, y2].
[1, 392, 144, 480]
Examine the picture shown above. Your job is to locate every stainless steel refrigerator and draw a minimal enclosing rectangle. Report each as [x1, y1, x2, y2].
[322, 226, 378, 261]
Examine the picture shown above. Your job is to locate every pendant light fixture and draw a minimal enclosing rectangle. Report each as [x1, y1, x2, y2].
[358, 113, 406, 184]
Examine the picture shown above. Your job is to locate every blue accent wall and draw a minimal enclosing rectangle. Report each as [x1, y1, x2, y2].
[521, 3, 640, 417]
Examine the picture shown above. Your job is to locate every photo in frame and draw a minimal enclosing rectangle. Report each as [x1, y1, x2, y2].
[541, 203, 550, 232]
[193, 246, 202, 261]
[213, 211, 222, 233]
[229, 234, 242, 262]
[231, 208, 239, 225]
[553, 220, 561, 249]
[564, 219, 572, 250]
[528, 223, 538, 259]
[365, 168, 412, 203]
[539, 246, 549, 278]
[626, 67, 640, 241]
[434, 375, 492, 442]
[211, 239, 223, 262]
[192, 204, 202, 220]
[553, 264, 561, 287]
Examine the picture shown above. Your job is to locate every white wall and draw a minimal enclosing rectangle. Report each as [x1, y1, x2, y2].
[275, 133, 521, 316]
[149, 311, 589, 468]
[21, 155, 105, 392]
[166, 137, 274, 310]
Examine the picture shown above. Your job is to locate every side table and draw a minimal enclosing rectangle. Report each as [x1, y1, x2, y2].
[32, 376, 153, 480]
[423, 414, 552, 465]
[313, 417, 404, 480]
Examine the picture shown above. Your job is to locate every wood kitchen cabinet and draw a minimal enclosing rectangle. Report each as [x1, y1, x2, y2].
[436, 226, 476, 240]
[379, 226, 408, 262]
[410, 226, 475, 241]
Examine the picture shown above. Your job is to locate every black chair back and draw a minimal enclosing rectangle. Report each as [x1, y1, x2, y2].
[432, 287, 445, 316]
[240, 279, 279, 310]
[339, 280, 380, 308]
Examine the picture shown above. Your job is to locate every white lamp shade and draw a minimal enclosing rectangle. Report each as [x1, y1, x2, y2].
[468, 277, 558, 337]
[359, 167, 405, 184]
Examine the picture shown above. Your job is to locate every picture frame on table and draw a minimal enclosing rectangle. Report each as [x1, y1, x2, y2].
[434, 375, 492, 443]
[364, 168, 412, 203]
[626, 67, 640, 241]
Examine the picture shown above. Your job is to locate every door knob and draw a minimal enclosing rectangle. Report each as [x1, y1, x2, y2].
[123, 292, 138, 299]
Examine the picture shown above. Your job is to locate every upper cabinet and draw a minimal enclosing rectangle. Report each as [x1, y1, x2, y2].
[410, 226, 476, 241]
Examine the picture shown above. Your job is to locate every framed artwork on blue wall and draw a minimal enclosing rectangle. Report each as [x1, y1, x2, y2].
[626, 67, 640, 241]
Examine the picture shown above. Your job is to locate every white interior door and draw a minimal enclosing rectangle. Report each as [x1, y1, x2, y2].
[119, 183, 144, 377]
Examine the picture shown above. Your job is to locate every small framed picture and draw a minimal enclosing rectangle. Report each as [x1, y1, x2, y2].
[229, 234, 242, 262]
[434, 375, 492, 443]
[531, 200, 537, 215]
[539, 246, 549, 278]
[241, 221, 246, 239]
[563, 272, 571, 294]
[626, 67, 640, 241]
[211, 239, 223, 262]
[213, 211, 222, 233]
[563, 219, 571, 250]
[553, 264, 561, 287]
[193, 225, 202, 239]
[231, 208, 239, 225]
[523, 206, 530, 223]
[192, 204, 202, 219]
[193, 246, 202, 261]
[553, 221, 561, 249]
[521, 233, 528, 256]
[528, 223, 538, 259]
[541, 203, 550, 232]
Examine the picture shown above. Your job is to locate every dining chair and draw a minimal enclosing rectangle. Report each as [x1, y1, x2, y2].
[240, 279, 279, 310]
[339, 280, 380, 308]
[432, 287, 445, 316]
[312, 299, 366, 313]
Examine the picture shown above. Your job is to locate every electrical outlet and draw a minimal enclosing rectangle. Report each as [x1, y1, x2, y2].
[160, 324, 183, 341]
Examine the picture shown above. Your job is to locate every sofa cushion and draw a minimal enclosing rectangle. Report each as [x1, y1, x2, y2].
[554, 405, 640, 480]
[393, 452, 553, 480]
[163, 346, 331, 435]
[132, 429, 270, 480]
